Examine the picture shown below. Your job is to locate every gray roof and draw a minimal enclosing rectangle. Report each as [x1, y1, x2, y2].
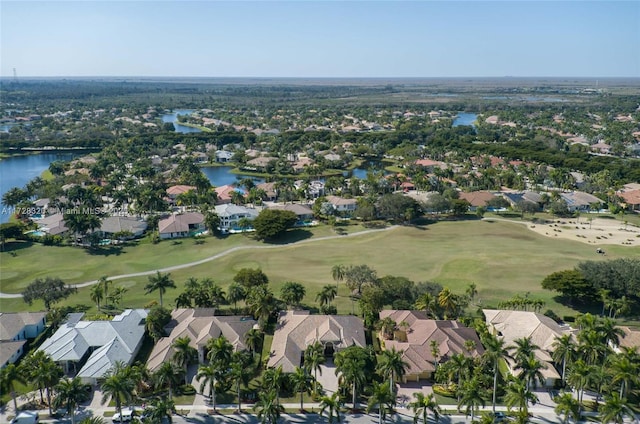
[214, 204, 259, 219]
[268, 311, 366, 372]
[267, 203, 313, 217]
[0, 312, 47, 341]
[100, 216, 148, 234]
[0, 340, 27, 367]
[158, 212, 204, 234]
[38, 309, 147, 380]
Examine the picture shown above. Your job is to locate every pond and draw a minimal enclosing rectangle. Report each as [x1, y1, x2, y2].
[160, 109, 202, 133]
[452, 112, 478, 127]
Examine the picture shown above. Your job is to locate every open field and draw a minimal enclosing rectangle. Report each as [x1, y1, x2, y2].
[1, 220, 638, 317]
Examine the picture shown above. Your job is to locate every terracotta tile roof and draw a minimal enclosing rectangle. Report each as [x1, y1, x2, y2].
[459, 191, 496, 207]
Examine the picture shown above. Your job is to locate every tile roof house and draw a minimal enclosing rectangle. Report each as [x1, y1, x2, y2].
[617, 326, 640, 351]
[458, 191, 497, 210]
[215, 150, 234, 163]
[166, 185, 197, 205]
[559, 191, 603, 212]
[37, 213, 68, 235]
[256, 182, 277, 201]
[158, 212, 204, 239]
[214, 185, 240, 204]
[146, 309, 257, 371]
[379, 310, 483, 382]
[214, 204, 259, 233]
[38, 309, 147, 385]
[268, 203, 314, 224]
[484, 309, 574, 387]
[0, 312, 47, 368]
[617, 188, 640, 211]
[268, 311, 366, 372]
[325, 196, 357, 216]
[99, 216, 148, 239]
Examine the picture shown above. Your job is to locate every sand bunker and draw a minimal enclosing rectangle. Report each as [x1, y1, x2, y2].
[526, 217, 639, 247]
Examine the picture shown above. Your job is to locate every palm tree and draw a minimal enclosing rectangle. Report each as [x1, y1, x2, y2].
[254, 390, 284, 424]
[511, 336, 540, 365]
[505, 379, 537, 417]
[245, 328, 263, 357]
[145, 271, 176, 307]
[609, 354, 638, 398]
[54, 377, 90, 424]
[334, 349, 366, 410]
[290, 366, 314, 411]
[449, 353, 472, 401]
[262, 366, 288, 405]
[414, 292, 436, 318]
[145, 396, 175, 424]
[554, 392, 580, 424]
[90, 284, 104, 309]
[39, 357, 63, 415]
[227, 282, 246, 312]
[303, 341, 325, 393]
[515, 356, 545, 390]
[280, 281, 306, 309]
[377, 347, 409, 392]
[366, 382, 396, 424]
[101, 363, 135, 423]
[153, 361, 182, 400]
[172, 336, 198, 385]
[331, 264, 346, 290]
[552, 334, 575, 386]
[320, 392, 342, 423]
[230, 360, 252, 412]
[458, 377, 485, 422]
[437, 287, 457, 319]
[316, 284, 338, 307]
[0, 363, 25, 414]
[599, 392, 636, 424]
[197, 363, 227, 413]
[409, 392, 441, 424]
[482, 333, 512, 413]
[207, 336, 233, 366]
[567, 359, 591, 407]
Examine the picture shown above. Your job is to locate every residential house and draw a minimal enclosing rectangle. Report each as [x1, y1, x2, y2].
[502, 191, 543, 210]
[158, 212, 205, 239]
[257, 182, 277, 202]
[414, 159, 448, 172]
[215, 150, 234, 163]
[458, 191, 497, 211]
[38, 309, 147, 385]
[214, 185, 239, 204]
[559, 191, 603, 212]
[246, 156, 276, 171]
[147, 309, 257, 371]
[37, 213, 68, 236]
[378, 310, 483, 382]
[99, 216, 148, 240]
[166, 185, 196, 206]
[295, 180, 325, 198]
[0, 312, 47, 368]
[484, 309, 574, 387]
[591, 142, 611, 154]
[617, 185, 640, 212]
[325, 195, 357, 217]
[616, 326, 640, 352]
[268, 311, 366, 372]
[214, 204, 259, 233]
[268, 203, 314, 225]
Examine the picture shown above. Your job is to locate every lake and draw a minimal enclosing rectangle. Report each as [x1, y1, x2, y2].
[452, 112, 478, 127]
[201, 166, 264, 187]
[160, 109, 202, 133]
[0, 153, 78, 223]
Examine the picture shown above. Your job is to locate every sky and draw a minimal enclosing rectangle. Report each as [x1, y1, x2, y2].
[1, 1, 638, 78]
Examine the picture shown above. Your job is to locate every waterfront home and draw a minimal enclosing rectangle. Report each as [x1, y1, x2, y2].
[0, 312, 47, 368]
[38, 309, 147, 385]
[214, 204, 259, 233]
[146, 309, 257, 371]
[215, 185, 242, 204]
[158, 212, 205, 239]
[215, 150, 234, 163]
[257, 182, 277, 201]
[268, 310, 366, 372]
[379, 310, 483, 382]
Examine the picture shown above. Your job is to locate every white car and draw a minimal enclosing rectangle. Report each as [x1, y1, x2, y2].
[112, 408, 136, 422]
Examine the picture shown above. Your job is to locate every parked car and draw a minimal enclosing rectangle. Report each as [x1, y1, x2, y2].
[11, 411, 39, 424]
[112, 408, 137, 422]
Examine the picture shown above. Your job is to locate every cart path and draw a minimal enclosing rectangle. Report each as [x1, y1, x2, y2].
[0, 225, 398, 298]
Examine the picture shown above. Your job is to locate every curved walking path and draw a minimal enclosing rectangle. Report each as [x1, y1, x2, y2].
[0, 225, 398, 298]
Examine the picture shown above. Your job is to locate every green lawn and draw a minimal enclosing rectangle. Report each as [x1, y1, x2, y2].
[1, 220, 638, 318]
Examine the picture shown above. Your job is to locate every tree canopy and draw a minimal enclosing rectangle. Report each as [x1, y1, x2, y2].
[252, 209, 298, 241]
[22, 277, 77, 310]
